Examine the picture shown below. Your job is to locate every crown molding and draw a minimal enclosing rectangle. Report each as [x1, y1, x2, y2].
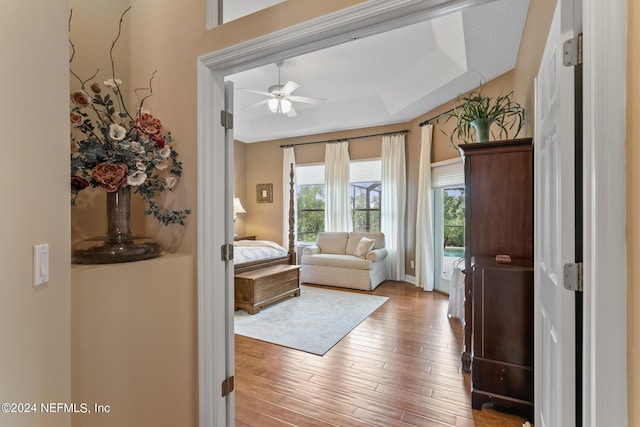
[200, 0, 492, 74]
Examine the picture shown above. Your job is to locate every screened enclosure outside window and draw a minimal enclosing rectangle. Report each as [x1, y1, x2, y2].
[351, 182, 381, 233]
[296, 160, 381, 242]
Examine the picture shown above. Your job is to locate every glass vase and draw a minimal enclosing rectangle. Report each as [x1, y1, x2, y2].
[72, 186, 163, 264]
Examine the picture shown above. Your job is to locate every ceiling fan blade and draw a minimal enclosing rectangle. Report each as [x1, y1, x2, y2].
[237, 87, 274, 97]
[240, 99, 270, 110]
[289, 95, 326, 104]
[281, 81, 300, 95]
[286, 106, 298, 117]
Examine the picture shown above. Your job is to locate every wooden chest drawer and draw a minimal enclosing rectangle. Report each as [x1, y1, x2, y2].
[472, 357, 533, 402]
[234, 264, 300, 314]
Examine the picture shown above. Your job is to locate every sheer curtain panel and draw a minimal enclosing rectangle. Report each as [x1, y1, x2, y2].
[381, 134, 406, 280]
[415, 125, 435, 291]
[282, 147, 296, 248]
[324, 141, 352, 232]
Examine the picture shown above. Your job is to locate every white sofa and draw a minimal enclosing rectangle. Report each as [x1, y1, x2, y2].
[300, 232, 388, 291]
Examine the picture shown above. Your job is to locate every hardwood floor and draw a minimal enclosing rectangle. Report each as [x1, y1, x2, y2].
[235, 281, 531, 426]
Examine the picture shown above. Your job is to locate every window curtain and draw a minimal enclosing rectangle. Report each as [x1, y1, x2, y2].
[282, 147, 296, 248]
[381, 134, 406, 280]
[415, 125, 435, 291]
[324, 141, 352, 232]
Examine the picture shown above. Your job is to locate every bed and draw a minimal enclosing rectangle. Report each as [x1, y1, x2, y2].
[233, 165, 299, 313]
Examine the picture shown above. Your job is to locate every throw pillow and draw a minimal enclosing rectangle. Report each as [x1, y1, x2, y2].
[353, 237, 375, 258]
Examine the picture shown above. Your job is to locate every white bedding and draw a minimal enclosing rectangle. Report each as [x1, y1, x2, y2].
[234, 240, 288, 264]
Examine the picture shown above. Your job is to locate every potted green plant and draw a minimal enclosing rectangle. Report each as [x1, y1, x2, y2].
[443, 88, 525, 147]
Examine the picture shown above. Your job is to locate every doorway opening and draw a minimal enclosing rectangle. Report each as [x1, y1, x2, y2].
[434, 186, 465, 294]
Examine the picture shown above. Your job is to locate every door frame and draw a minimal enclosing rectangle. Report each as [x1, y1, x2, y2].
[581, 0, 627, 425]
[196, 0, 628, 425]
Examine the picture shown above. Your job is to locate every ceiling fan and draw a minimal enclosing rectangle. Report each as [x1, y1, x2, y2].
[239, 60, 325, 117]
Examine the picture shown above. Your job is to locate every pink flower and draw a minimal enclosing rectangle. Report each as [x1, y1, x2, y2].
[70, 90, 92, 108]
[92, 162, 128, 192]
[70, 112, 83, 125]
[135, 113, 163, 139]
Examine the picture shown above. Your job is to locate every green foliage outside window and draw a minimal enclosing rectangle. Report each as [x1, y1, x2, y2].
[443, 188, 465, 248]
[296, 184, 325, 242]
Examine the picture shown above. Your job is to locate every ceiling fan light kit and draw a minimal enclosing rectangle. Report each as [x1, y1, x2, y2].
[239, 60, 325, 117]
[268, 97, 292, 114]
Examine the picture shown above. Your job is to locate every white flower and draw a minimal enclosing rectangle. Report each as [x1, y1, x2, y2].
[119, 140, 131, 150]
[160, 146, 171, 159]
[104, 78, 122, 89]
[135, 161, 146, 171]
[155, 160, 168, 170]
[109, 123, 127, 141]
[127, 171, 147, 186]
[130, 141, 145, 154]
[165, 176, 177, 189]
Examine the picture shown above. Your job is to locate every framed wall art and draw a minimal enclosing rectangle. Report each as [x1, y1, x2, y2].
[256, 183, 273, 203]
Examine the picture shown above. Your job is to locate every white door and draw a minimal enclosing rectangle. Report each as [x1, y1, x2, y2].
[534, 0, 579, 425]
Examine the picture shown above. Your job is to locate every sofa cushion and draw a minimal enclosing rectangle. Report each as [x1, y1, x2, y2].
[353, 237, 375, 258]
[316, 232, 350, 255]
[346, 232, 385, 255]
[302, 254, 372, 270]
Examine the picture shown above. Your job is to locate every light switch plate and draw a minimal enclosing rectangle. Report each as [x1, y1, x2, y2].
[33, 244, 49, 287]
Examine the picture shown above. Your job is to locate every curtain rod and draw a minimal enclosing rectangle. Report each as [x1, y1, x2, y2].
[280, 129, 409, 148]
[419, 107, 456, 127]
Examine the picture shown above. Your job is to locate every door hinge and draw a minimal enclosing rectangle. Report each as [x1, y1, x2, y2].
[221, 375, 235, 397]
[563, 32, 583, 67]
[221, 243, 234, 262]
[220, 110, 233, 129]
[563, 262, 583, 292]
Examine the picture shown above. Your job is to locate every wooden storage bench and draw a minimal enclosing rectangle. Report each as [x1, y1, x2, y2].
[234, 264, 300, 314]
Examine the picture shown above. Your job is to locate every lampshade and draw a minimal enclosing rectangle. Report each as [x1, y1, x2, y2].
[233, 197, 246, 215]
[267, 98, 292, 114]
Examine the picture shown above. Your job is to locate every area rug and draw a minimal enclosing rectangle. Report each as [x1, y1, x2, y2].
[234, 285, 388, 356]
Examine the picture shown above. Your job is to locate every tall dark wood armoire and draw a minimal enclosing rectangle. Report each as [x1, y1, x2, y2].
[459, 138, 534, 418]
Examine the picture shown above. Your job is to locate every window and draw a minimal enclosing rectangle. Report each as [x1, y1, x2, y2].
[297, 184, 325, 242]
[351, 182, 381, 233]
[443, 187, 465, 251]
[296, 160, 381, 242]
[220, 0, 286, 24]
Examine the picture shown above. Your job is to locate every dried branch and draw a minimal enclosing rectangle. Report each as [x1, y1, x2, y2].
[109, 6, 133, 122]
[68, 9, 75, 64]
[135, 70, 157, 113]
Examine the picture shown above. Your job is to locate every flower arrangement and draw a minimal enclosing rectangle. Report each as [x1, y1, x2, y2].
[69, 7, 190, 226]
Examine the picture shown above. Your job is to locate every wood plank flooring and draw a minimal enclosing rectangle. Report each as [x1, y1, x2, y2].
[235, 281, 531, 426]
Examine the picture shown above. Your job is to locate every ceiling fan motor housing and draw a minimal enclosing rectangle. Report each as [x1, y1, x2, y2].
[268, 84, 285, 97]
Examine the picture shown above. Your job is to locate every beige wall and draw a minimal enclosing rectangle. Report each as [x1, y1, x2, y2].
[71, 254, 196, 427]
[234, 140, 248, 236]
[628, 0, 639, 424]
[0, 1, 71, 426]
